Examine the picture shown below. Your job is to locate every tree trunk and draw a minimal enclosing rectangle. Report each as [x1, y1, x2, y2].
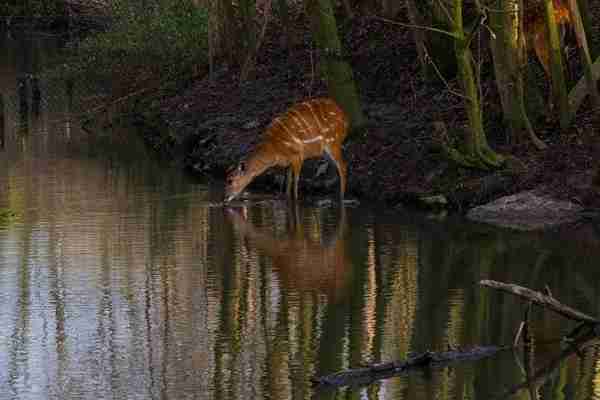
[442, 0, 504, 169]
[0, 93, 5, 150]
[577, 0, 597, 58]
[567, 0, 600, 112]
[406, 0, 429, 78]
[207, 0, 218, 79]
[381, 0, 401, 18]
[544, 0, 570, 129]
[490, 0, 546, 149]
[307, 0, 365, 131]
[429, 2, 457, 79]
[340, 0, 354, 19]
[239, 0, 257, 59]
[221, 1, 238, 66]
[277, 0, 291, 49]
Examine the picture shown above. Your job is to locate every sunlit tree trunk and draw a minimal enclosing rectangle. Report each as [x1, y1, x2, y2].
[442, 0, 504, 169]
[544, 0, 570, 128]
[307, 0, 365, 130]
[490, 0, 546, 149]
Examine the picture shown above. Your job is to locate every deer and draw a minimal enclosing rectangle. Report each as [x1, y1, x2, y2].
[224, 98, 349, 202]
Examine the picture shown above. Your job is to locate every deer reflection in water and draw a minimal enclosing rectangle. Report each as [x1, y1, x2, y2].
[226, 205, 351, 301]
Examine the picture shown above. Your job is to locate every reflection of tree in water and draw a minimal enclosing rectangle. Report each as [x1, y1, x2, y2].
[1, 93, 5, 149]
[373, 220, 420, 399]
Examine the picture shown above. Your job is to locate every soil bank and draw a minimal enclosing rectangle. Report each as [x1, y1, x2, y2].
[134, 15, 600, 230]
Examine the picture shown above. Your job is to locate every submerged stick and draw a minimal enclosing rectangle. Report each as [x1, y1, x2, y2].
[312, 345, 508, 389]
[480, 280, 600, 324]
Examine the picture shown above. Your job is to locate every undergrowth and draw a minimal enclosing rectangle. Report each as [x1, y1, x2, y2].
[62, 0, 208, 101]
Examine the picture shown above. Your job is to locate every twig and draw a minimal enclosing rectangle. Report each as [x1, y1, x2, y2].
[480, 280, 600, 324]
[369, 16, 459, 39]
[513, 301, 532, 347]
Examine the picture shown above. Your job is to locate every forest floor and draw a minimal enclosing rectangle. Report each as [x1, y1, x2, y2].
[140, 10, 600, 220]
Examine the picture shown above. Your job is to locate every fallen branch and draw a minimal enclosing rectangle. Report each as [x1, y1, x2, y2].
[312, 345, 508, 389]
[498, 333, 599, 399]
[479, 280, 600, 325]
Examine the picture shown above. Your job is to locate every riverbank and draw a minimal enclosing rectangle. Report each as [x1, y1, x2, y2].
[132, 14, 600, 229]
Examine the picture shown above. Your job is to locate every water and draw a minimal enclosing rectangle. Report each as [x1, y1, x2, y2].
[2, 30, 600, 400]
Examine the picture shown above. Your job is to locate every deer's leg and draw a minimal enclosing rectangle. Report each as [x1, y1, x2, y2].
[286, 167, 293, 196]
[291, 159, 302, 200]
[326, 145, 347, 200]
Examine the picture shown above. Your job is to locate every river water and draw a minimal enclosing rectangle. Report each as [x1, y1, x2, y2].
[2, 30, 600, 400]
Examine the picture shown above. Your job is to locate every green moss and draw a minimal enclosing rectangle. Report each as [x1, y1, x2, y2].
[0, 208, 19, 226]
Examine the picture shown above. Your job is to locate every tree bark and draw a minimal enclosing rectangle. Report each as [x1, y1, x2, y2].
[544, 0, 570, 129]
[576, 0, 597, 58]
[406, 0, 429, 78]
[442, 0, 504, 169]
[567, 0, 600, 112]
[381, 0, 401, 18]
[307, 0, 366, 131]
[277, 0, 291, 49]
[490, 0, 546, 149]
[239, 0, 257, 59]
[221, 0, 238, 66]
[0, 93, 5, 150]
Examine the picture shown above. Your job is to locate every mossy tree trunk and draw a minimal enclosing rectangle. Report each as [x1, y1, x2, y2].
[307, 0, 365, 131]
[567, 0, 600, 112]
[544, 0, 570, 129]
[441, 0, 504, 170]
[576, 0, 597, 58]
[489, 0, 546, 149]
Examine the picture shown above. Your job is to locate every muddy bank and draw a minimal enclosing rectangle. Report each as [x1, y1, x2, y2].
[133, 16, 600, 230]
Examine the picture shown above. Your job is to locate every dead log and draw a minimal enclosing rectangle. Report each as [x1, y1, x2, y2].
[312, 345, 508, 389]
[479, 280, 600, 325]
